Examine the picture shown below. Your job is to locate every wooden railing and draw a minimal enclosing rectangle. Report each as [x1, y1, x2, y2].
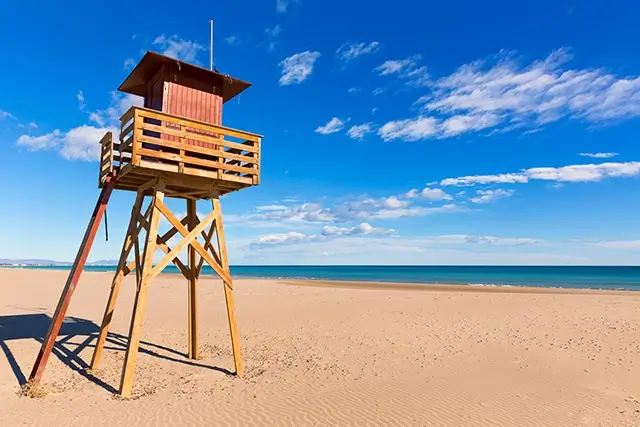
[102, 106, 261, 187]
[98, 132, 113, 188]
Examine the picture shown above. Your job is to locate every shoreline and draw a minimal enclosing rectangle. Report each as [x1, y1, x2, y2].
[3, 267, 638, 295]
[281, 279, 640, 295]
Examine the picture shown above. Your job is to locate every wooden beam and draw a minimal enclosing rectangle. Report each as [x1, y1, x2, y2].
[91, 191, 145, 370]
[29, 178, 115, 384]
[119, 180, 165, 398]
[212, 198, 243, 377]
[152, 200, 232, 284]
[187, 199, 199, 360]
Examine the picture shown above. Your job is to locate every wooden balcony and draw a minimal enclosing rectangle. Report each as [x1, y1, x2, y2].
[98, 106, 261, 199]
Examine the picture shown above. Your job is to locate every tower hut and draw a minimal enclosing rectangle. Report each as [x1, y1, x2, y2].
[29, 51, 261, 397]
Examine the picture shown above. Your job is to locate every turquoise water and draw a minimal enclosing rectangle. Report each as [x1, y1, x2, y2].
[10, 265, 640, 290]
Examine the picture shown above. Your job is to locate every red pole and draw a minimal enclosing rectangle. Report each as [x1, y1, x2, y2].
[29, 177, 115, 383]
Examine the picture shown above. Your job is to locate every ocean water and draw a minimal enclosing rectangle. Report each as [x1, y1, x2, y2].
[10, 265, 640, 291]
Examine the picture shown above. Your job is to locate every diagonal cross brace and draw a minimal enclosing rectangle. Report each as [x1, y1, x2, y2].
[153, 199, 232, 285]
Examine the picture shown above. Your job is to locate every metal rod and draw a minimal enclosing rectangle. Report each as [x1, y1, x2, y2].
[209, 20, 213, 71]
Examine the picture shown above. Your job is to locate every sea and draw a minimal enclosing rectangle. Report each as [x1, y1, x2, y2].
[8, 265, 640, 291]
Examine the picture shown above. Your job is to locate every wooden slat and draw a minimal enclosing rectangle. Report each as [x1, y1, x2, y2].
[137, 121, 259, 154]
[121, 122, 134, 139]
[137, 148, 256, 176]
[135, 130, 256, 163]
[136, 107, 262, 141]
[120, 106, 136, 125]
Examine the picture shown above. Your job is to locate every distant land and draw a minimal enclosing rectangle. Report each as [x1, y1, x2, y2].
[0, 259, 118, 266]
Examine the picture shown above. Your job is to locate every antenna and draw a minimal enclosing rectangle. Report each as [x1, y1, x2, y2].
[209, 20, 213, 71]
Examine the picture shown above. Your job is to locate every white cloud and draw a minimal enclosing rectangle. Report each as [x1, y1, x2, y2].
[1, 110, 15, 120]
[17, 125, 114, 161]
[419, 188, 452, 201]
[462, 235, 540, 246]
[405, 189, 419, 198]
[265, 25, 282, 51]
[347, 123, 374, 140]
[578, 152, 618, 158]
[253, 222, 394, 247]
[336, 41, 380, 62]
[348, 87, 361, 94]
[440, 173, 528, 186]
[88, 91, 143, 128]
[18, 91, 142, 162]
[375, 54, 429, 86]
[378, 116, 438, 141]
[381, 196, 409, 209]
[440, 113, 502, 136]
[322, 222, 395, 236]
[28, 122, 37, 129]
[77, 91, 86, 111]
[256, 232, 309, 245]
[17, 130, 61, 151]
[440, 161, 640, 186]
[377, 48, 640, 141]
[372, 204, 457, 220]
[373, 88, 385, 96]
[414, 48, 640, 135]
[256, 205, 288, 211]
[123, 58, 136, 70]
[470, 189, 515, 204]
[153, 35, 204, 63]
[225, 35, 241, 45]
[276, 0, 298, 13]
[279, 51, 321, 85]
[241, 193, 458, 227]
[316, 117, 346, 134]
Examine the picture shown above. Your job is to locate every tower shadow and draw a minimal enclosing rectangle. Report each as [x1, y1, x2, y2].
[0, 313, 233, 394]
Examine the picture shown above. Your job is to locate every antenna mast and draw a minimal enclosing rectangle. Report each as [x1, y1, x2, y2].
[209, 20, 213, 71]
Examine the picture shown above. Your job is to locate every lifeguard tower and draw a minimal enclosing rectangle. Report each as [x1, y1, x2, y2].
[28, 51, 261, 397]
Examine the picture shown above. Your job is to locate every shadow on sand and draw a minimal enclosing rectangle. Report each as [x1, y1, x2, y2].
[0, 313, 233, 394]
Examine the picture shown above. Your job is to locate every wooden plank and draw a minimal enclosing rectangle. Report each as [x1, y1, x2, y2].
[120, 106, 136, 126]
[157, 216, 189, 244]
[29, 178, 115, 384]
[119, 181, 165, 398]
[136, 123, 259, 154]
[90, 191, 145, 369]
[134, 126, 257, 162]
[136, 106, 262, 140]
[183, 165, 253, 185]
[254, 138, 261, 185]
[137, 148, 256, 175]
[121, 122, 134, 140]
[132, 108, 142, 165]
[153, 200, 232, 284]
[157, 242, 190, 279]
[147, 204, 218, 281]
[187, 199, 199, 360]
[212, 198, 244, 377]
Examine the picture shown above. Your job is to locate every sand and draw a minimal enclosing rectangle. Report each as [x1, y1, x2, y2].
[1, 269, 640, 426]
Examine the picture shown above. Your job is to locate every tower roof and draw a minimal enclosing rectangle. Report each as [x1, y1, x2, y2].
[118, 51, 251, 103]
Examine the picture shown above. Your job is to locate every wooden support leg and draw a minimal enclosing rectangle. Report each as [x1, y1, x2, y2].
[90, 191, 145, 370]
[187, 199, 199, 360]
[119, 181, 165, 398]
[212, 198, 244, 377]
[29, 179, 115, 384]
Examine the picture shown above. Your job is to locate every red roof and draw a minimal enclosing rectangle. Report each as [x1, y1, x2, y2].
[118, 51, 251, 103]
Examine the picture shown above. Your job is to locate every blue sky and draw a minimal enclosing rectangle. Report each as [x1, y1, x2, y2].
[1, 0, 640, 265]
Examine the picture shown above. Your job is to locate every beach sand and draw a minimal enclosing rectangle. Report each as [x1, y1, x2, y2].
[1, 269, 640, 426]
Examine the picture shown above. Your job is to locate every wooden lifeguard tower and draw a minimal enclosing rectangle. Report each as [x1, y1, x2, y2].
[28, 51, 261, 397]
